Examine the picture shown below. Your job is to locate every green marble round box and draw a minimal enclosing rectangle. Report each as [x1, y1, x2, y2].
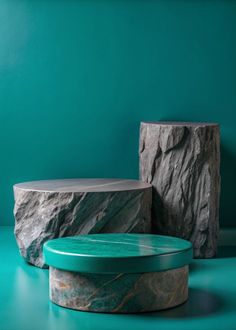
[43, 234, 192, 313]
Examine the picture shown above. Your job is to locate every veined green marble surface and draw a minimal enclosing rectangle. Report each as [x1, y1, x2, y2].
[44, 234, 192, 273]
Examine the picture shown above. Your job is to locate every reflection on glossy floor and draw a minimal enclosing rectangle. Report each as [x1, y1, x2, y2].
[1, 227, 236, 330]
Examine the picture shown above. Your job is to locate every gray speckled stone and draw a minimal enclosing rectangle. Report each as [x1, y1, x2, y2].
[49, 266, 188, 313]
[139, 122, 220, 258]
[14, 179, 152, 268]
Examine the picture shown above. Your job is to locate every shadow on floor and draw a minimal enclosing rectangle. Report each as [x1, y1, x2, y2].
[142, 288, 224, 319]
[47, 287, 225, 330]
[216, 246, 236, 258]
[220, 145, 236, 227]
[189, 246, 236, 273]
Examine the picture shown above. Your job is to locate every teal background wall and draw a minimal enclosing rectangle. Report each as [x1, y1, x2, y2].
[0, 0, 236, 226]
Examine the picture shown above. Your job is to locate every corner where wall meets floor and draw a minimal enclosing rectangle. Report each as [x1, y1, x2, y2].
[0, 0, 236, 229]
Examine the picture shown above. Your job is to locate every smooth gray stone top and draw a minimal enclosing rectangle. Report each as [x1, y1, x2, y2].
[14, 179, 152, 193]
[141, 121, 219, 127]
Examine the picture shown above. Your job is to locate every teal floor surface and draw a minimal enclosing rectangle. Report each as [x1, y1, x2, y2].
[1, 227, 236, 330]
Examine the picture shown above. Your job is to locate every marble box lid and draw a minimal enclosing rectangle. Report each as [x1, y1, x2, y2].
[43, 234, 192, 274]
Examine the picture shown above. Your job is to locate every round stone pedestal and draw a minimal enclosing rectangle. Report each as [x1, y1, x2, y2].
[49, 266, 188, 313]
[43, 234, 192, 313]
[13, 179, 152, 268]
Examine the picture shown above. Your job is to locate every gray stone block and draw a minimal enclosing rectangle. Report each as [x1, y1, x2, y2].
[139, 121, 220, 258]
[14, 179, 152, 268]
[49, 266, 188, 313]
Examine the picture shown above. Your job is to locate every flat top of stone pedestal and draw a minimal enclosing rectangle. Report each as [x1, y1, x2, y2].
[43, 234, 192, 274]
[14, 179, 151, 193]
[141, 121, 218, 127]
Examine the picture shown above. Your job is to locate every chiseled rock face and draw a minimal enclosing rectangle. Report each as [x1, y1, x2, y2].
[14, 179, 152, 268]
[49, 266, 188, 313]
[139, 122, 220, 258]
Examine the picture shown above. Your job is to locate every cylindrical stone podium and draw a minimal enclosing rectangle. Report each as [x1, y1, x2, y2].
[43, 234, 192, 313]
[139, 121, 220, 258]
[14, 179, 152, 268]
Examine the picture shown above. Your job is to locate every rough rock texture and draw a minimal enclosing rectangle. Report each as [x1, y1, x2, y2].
[14, 179, 152, 268]
[49, 266, 188, 313]
[139, 122, 220, 258]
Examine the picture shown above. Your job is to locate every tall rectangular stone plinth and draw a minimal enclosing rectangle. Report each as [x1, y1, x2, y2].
[139, 121, 220, 258]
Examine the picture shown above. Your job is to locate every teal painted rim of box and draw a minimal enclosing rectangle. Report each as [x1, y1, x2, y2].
[43, 234, 192, 274]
